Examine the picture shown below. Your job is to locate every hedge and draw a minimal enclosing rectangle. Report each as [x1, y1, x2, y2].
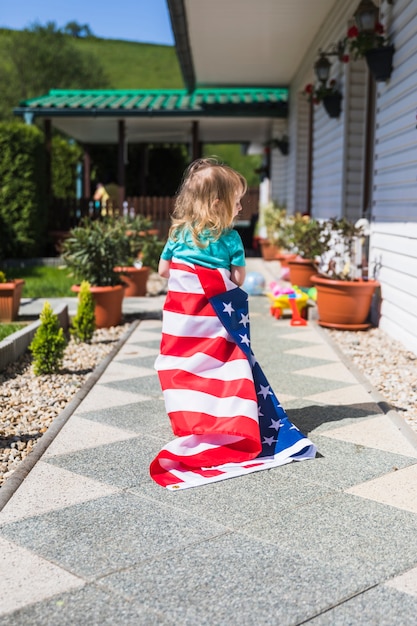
[0, 121, 47, 258]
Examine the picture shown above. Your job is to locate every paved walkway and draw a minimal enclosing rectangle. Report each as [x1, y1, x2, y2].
[1, 259, 417, 625]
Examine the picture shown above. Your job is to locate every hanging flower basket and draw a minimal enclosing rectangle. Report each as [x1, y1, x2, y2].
[322, 93, 342, 118]
[364, 45, 395, 82]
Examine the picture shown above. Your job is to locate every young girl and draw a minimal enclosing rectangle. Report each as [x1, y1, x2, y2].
[158, 158, 247, 288]
[150, 158, 316, 490]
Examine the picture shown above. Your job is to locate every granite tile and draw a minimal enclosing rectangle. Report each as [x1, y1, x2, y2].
[0, 493, 227, 579]
[347, 463, 417, 514]
[239, 492, 417, 576]
[97, 531, 387, 626]
[307, 584, 417, 625]
[0, 462, 120, 524]
[1, 582, 175, 626]
[321, 415, 417, 458]
[0, 537, 84, 616]
[43, 415, 138, 458]
[44, 435, 175, 489]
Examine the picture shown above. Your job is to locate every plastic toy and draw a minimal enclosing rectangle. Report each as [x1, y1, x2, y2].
[267, 282, 309, 322]
[243, 272, 266, 295]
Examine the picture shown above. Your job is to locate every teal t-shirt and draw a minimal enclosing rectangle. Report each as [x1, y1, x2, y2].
[161, 228, 245, 270]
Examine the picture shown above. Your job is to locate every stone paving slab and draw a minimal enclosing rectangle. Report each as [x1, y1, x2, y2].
[1, 263, 417, 625]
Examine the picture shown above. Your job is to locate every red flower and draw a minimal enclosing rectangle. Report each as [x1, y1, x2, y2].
[329, 79, 336, 87]
[342, 54, 350, 63]
[375, 22, 385, 34]
[347, 25, 359, 38]
[304, 83, 313, 94]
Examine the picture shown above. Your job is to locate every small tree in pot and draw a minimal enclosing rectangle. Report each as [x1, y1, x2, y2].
[61, 218, 126, 328]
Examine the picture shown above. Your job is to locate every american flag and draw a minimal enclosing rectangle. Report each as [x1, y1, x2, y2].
[151, 260, 316, 490]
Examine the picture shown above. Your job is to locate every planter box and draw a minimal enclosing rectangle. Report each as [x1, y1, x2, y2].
[0, 279, 25, 322]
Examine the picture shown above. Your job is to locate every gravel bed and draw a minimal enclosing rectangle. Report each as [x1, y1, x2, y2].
[0, 324, 130, 486]
[326, 326, 417, 435]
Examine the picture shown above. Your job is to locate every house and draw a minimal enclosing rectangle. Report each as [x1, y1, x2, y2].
[167, 0, 417, 356]
[14, 0, 417, 356]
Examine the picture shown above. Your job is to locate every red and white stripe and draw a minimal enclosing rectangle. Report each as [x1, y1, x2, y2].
[151, 260, 262, 489]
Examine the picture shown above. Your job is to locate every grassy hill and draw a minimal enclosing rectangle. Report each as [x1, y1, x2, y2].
[72, 37, 184, 89]
[0, 28, 184, 90]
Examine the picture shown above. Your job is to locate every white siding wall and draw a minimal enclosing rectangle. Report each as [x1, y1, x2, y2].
[286, 93, 310, 215]
[287, 0, 365, 221]
[369, 0, 417, 355]
[311, 85, 345, 219]
[270, 119, 288, 206]
[344, 59, 368, 223]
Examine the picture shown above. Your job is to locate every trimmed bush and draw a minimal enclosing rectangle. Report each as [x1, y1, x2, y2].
[29, 301, 67, 374]
[71, 280, 96, 343]
[0, 121, 47, 258]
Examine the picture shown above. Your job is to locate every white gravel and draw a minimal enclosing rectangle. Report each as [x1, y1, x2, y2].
[0, 324, 130, 486]
[326, 326, 417, 435]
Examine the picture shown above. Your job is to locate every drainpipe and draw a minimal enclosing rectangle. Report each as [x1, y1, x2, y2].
[118, 120, 126, 210]
[306, 98, 313, 216]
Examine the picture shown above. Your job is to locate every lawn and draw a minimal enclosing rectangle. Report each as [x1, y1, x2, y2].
[4, 266, 74, 298]
[0, 322, 27, 341]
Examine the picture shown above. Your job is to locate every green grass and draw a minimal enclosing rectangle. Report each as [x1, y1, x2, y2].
[0, 29, 184, 91]
[0, 322, 27, 341]
[73, 37, 184, 89]
[4, 266, 74, 298]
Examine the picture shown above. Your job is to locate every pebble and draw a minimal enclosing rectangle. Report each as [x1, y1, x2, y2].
[326, 326, 417, 435]
[0, 324, 130, 487]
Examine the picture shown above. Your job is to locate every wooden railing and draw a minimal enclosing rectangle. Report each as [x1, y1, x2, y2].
[49, 188, 259, 241]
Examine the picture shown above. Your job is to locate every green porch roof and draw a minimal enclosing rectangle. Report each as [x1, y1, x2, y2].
[16, 87, 288, 118]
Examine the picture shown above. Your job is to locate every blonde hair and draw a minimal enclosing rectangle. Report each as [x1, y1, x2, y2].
[169, 157, 247, 248]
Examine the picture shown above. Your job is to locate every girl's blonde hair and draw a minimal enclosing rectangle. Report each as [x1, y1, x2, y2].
[169, 157, 247, 247]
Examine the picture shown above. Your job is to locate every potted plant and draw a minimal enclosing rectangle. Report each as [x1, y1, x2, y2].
[304, 80, 343, 118]
[0, 270, 25, 322]
[261, 202, 294, 263]
[61, 218, 126, 328]
[284, 215, 331, 287]
[311, 217, 380, 330]
[114, 215, 164, 297]
[345, 22, 394, 82]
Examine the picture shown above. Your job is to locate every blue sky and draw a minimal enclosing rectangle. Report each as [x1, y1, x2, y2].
[0, 0, 174, 45]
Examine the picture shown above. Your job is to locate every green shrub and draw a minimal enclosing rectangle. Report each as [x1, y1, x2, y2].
[70, 280, 96, 343]
[0, 121, 47, 258]
[29, 301, 67, 375]
[52, 136, 83, 200]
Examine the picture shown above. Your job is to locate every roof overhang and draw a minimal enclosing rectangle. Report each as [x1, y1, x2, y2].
[14, 88, 288, 144]
[168, 0, 338, 89]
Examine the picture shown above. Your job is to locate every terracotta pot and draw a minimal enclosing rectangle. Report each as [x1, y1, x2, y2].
[311, 276, 380, 330]
[0, 279, 25, 322]
[288, 257, 318, 287]
[71, 284, 124, 328]
[114, 266, 150, 297]
[259, 239, 280, 261]
[275, 252, 297, 268]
